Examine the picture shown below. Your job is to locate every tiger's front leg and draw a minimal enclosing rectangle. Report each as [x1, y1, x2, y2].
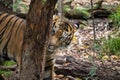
[44, 51, 55, 80]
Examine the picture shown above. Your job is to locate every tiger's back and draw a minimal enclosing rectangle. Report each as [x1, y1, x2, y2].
[0, 12, 26, 69]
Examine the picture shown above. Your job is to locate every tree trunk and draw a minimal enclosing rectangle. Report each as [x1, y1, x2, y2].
[20, 0, 57, 80]
[55, 56, 120, 80]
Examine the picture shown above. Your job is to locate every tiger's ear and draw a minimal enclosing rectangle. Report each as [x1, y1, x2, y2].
[53, 15, 59, 22]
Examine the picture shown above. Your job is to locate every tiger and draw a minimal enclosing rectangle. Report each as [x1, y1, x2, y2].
[45, 15, 76, 80]
[0, 12, 76, 80]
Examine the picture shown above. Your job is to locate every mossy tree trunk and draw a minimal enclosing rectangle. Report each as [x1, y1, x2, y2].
[20, 0, 57, 80]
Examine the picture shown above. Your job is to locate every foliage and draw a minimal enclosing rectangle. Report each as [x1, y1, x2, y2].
[111, 29, 120, 38]
[63, 5, 91, 19]
[63, 5, 71, 12]
[0, 69, 11, 77]
[1, 60, 16, 66]
[0, 60, 16, 77]
[109, 7, 120, 28]
[13, 0, 21, 11]
[93, 38, 120, 60]
[42, 0, 47, 4]
[102, 38, 120, 56]
[93, 41, 102, 52]
[13, 0, 29, 13]
[85, 67, 98, 80]
[73, 7, 91, 19]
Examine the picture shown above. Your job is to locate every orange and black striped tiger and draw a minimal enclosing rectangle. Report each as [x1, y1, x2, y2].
[0, 12, 76, 80]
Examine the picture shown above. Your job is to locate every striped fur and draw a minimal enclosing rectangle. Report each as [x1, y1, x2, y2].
[0, 12, 75, 80]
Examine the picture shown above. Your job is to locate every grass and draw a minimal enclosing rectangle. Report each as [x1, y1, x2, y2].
[0, 69, 11, 77]
[1, 60, 16, 66]
[109, 6, 120, 28]
[102, 38, 120, 56]
[0, 60, 16, 77]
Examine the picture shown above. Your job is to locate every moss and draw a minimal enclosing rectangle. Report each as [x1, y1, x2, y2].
[73, 7, 91, 18]
[63, 5, 71, 12]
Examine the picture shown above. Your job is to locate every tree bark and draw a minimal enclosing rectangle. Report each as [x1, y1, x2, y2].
[20, 0, 57, 80]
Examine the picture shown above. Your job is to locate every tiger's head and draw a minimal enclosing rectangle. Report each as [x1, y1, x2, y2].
[48, 15, 76, 52]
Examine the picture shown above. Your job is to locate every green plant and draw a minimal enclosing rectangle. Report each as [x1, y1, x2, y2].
[13, 0, 29, 13]
[42, 0, 47, 4]
[93, 42, 102, 52]
[0, 69, 11, 77]
[20, 4, 29, 12]
[63, 5, 71, 12]
[1, 60, 16, 66]
[13, 0, 22, 11]
[102, 38, 120, 56]
[109, 7, 120, 28]
[63, 6, 91, 19]
[85, 67, 98, 80]
[73, 7, 91, 19]
[0, 60, 16, 77]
